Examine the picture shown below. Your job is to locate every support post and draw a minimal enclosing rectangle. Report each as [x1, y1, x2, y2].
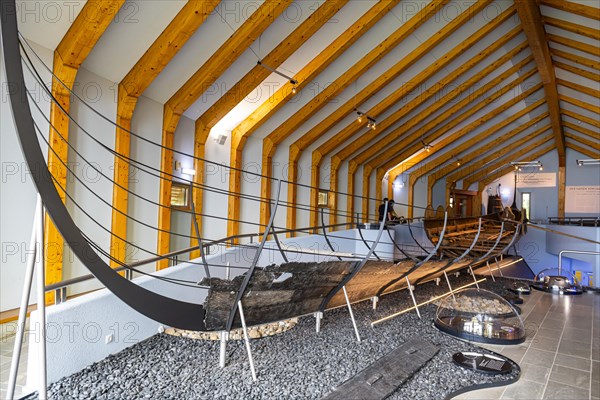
[36, 200, 48, 399]
[443, 270, 456, 301]
[343, 286, 361, 342]
[495, 257, 504, 277]
[219, 331, 229, 368]
[486, 261, 496, 281]
[237, 301, 257, 382]
[469, 266, 480, 289]
[226, 261, 231, 280]
[314, 311, 323, 333]
[7, 197, 41, 400]
[372, 296, 379, 310]
[405, 277, 421, 319]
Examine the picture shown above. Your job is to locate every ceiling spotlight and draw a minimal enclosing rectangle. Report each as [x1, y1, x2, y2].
[291, 86, 297, 94]
[457, 161, 461, 166]
[367, 117, 376, 130]
[356, 110, 363, 123]
[354, 108, 376, 129]
[421, 140, 432, 152]
[257, 60, 299, 94]
[539, 165, 543, 171]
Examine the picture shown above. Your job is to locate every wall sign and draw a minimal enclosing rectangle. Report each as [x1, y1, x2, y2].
[566, 186, 600, 213]
[516, 172, 556, 188]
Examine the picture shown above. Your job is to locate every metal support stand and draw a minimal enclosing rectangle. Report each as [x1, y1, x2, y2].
[372, 296, 379, 310]
[54, 287, 67, 305]
[405, 277, 421, 319]
[226, 262, 231, 280]
[219, 331, 228, 368]
[495, 257, 504, 277]
[314, 311, 323, 333]
[343, 286, 361, 342]
[7, 198, 39, 399]
[435, 277, 441, 286]
[237, 301, 257, 382]
[443, 271, 456, 301]
[486, 261, 496, 281]
[468, 266, 480, 290]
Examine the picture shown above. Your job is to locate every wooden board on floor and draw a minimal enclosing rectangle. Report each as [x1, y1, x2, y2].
[322, 338, 439, 400]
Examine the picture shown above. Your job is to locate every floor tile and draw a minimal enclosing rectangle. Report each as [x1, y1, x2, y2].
[542, 380, 589, 399]
[520, 362, 551, 383]
[501, 345, 528, 364]
[593, 360, 599, 382]
[558, 338, 592, 359]
[501, 379, 544, 399]
[561, 327, 592, 344]
[549, 364, 590, 388]
[522, 348, 556, 367]
[533, 327, 561, 340]
[540, 318, 565, 331]
[554, 353, 591, 371]
[531, 336, 560, 352]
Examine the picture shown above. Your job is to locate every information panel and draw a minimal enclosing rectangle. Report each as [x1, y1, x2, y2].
[516, 172, 556, 188]
[565, 186, 600, 213]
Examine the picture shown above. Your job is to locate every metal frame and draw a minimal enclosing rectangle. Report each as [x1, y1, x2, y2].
[386, 228, 419, 262]
[558, 250, 600, 275]
[357, 218, 381, 261]
[189, 182, 210, 278]
[407, 218, 429, 254]
[321, 208, 342, 261]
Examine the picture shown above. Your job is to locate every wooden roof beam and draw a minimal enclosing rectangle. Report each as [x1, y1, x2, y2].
[555, 60, 600, 82]
[543, 16, 600, 41]
[111, 1, 218, 269]
[551, 48, 600, 71]
[547, 33, 600, 58]
[562, 108, 600, 129]
[540, 0, 600, 21]
[566, 133, 600, 151]
[560, 95, 600, 115]
[44, 0, 125, 302]
[296, 2, 512, 230]
[258, 0, 452, 228]
[557, 78, 600, 99]
[563, 121, 600, 142]
[567, 142, 600, 159]
[516, 1, 565, 165]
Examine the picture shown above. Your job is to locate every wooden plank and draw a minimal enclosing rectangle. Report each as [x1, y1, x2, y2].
[322, 338, 439, 400]
[307, 10, 518, 233]
[110, 1, 217, 270]
[156, 1, 289, 266]
[258, 0, 451, 228]
[191, 0, 346, 245]
[547, 33, 600, 58]
[557, 78, 600, 98]
[563, 121, 600, 141]
[560, 95, 600, 115]
[45, 0, 124, 303]
[516, 1, 565, 165]
[566, 133, 600, 151]
[543, 16, 600, 41]
[551, 48, 600, 71]
[540, 0, 600, 21]
[566, 142, 600, 158]
[554, 60, 600, 82]
[562, 108, 600, 129]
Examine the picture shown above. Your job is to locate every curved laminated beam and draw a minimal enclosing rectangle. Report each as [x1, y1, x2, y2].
[225, 181, 283, 332]
[321, 208, 342, 261]
[189, 184, 210, 279]
[375, 212, 448, 297]
[319, 202, 389, 312]
[1, 8, 207, 330]
[407, 218, 429, 255]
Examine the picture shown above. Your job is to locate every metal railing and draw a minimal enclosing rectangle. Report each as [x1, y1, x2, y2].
[548, 217, 600, 227]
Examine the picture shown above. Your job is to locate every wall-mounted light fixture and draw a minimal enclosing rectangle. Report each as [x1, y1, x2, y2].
[214, 133, 227, 145]
[355, 108, 376, 130]
[576, 158, 600, 166]
[257, 60, 298, 95]
[510, 160, 543, 171]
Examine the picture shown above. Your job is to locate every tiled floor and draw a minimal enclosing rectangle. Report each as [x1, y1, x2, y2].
[454, 289, 599, 400]
[0, 323, 28, 400]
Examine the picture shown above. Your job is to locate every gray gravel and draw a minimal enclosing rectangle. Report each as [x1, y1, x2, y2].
[41, 275, 521, 399]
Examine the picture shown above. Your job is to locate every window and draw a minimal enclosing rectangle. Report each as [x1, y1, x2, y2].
[171, 182, 191, 210]
[521, 192, 531, 220]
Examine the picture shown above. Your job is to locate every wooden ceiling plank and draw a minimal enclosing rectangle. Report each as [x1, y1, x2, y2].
[563, 121, 600, 141]
[111, 1, 218, 268]
[557, 78, 600, 98]
[560, 94, 600, 115]
[562, 108, 600, 129]
[543, 16, 600, 41]
[298, 2, 510, 230]
[45, 0, 125, 302]
[551, 48, 600, 71]
[516, 1, 566, 166]
[547, 33, 600, 58]
[540, 0, 600, 21]
[567, 142, 600, 158]
[258, 0, 452, 228]
[566, 133, 600, 151]
[554, 60, 600, 82]
[156, 0, 290, 266]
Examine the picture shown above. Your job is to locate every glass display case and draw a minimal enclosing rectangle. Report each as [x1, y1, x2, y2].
[531, 268, 583, 295]
[434, 288, 526, 344]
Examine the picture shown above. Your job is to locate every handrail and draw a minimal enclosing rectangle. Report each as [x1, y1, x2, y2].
[558, 250, 600, 274]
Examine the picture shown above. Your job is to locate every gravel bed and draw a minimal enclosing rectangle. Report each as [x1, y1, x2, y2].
[41, 275, 521, 399]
